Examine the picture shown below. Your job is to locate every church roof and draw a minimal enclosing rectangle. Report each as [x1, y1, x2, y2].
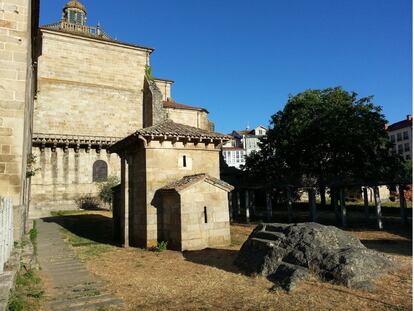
[163, 100, 208, 113]
[110, 120, 230, 152]
[41, 24, 154, 52]
[160, 173, 234, 192]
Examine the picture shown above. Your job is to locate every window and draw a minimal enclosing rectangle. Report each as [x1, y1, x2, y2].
[404, 143, 410, 152]
[406, 154, 411, 160]
[404, 131, 409, 140]
[183, 155, 187, 167]
[397, 133, 402, 142]
[398, 144, 403, 154]
[204, 206, 208, 223]
[390, 135, 395, 143]
[92, 160, 108, 182]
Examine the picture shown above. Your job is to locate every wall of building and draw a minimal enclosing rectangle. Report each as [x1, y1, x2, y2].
[126, 139, 221, 248]
[30, 146, 120, 217]
[154, 79, 172, 101]
[0, 0, 37, 239]
[180, 182, 230, 251]
[165, 108, 211, 131]
[389, 127, 412, 160]
[34, 30, 148, 137]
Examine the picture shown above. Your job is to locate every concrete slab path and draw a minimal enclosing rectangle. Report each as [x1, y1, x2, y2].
[37, 219, 123, 311]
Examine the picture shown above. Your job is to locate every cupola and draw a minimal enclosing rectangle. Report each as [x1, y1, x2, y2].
[63, 0, 87, 25]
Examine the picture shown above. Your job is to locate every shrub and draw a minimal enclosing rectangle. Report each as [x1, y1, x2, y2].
[75, 195, 100, 210]
[97, 175, 120, 209]
[155, 241, 168, 252]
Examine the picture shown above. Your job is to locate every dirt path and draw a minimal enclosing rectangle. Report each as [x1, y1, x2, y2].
[36, 218, 123, 311]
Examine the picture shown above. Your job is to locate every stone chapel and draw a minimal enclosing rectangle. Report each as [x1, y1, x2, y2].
[29, 0, 233, 250]
[30, 0, 221, 216]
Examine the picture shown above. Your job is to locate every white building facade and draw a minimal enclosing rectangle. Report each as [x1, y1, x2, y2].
[222, 125, 267, 169]
[388, 115, 412, 161]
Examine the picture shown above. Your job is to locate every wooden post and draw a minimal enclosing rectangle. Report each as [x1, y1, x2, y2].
[374, 186, 383, 230]
[287, 188, 293, 222]
[120, 158, 129, 247]
[266, 191, 273, 221]
[308, 188, 317, 222]
[399, 185, 408, 225]
[236, 191, 241, 217]
[339, 188, 347, 227]
[363, 187, 369, 221]
[228, 192, 233, 222]
[245, 190, 250, 223]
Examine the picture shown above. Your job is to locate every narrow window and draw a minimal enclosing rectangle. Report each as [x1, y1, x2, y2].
[183, 155, 187, 167]
[204, 206, 208, 223]
[93, 160, 108, 182]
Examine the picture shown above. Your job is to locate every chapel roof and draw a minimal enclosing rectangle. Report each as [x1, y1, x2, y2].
[160, 173, 234, 192]
[110, 120, 231, 152]
[163, 100, 208, 113]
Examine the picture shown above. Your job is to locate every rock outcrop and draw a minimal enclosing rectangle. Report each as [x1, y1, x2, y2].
[235, 223, 394, 291]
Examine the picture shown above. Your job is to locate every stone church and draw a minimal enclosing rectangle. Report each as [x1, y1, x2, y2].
[29, 0, 233, 249]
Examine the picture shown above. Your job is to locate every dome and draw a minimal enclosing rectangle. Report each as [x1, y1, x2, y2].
[64, 0, 86, 13]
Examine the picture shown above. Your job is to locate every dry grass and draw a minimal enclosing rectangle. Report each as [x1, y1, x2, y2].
[57, 211, 412, 311]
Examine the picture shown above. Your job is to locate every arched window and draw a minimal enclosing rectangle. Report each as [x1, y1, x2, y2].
[93, 160, 108, 182]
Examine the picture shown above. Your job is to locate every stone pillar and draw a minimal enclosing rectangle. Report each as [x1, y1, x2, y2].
[245, 190, 250, 223]
[287, 188, 293, 223]
[363, 187, 369, 221]
[120, 158, 129, 247]
[399, 185, 408, 225]
[236, 191, 241, 217]
[374, 186, 383, 230]
[308, 188, 317, 222]
[251, 191, 256, 216]
[228, 192, 233, 223]
[266, 191, 272, 221]
[339, 188, 347, 227]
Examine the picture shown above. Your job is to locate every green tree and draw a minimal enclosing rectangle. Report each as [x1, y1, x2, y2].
[97, 175, 120, 208]
[245, 87, 405, 188]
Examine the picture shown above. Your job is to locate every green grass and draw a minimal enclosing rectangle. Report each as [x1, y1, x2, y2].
[50, 210, 89, 217]
[60, 227, 113, 261]
[8, 221, 44, 311]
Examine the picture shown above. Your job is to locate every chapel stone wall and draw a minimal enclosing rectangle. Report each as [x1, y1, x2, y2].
[34, 30, 149, 137]
[164, 108, 211, 131]
[30, 146, 120, 217]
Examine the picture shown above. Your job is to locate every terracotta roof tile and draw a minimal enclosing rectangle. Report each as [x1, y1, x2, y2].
[136, 119, 229, 140]
[161, 173, 234, 192]
[163, 100, 208, 113]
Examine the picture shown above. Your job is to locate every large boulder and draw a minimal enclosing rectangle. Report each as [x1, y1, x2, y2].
[235, 223, 395, 291]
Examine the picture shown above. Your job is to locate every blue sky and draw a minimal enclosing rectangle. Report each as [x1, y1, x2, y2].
[40, 0, 412, 133]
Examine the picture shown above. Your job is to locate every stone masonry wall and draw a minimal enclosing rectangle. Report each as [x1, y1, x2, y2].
[30, 146, 120, 217]
[0, 0, 35, 239]
[139, 140, 220, 247]
[165, 108, 211, 131]
[34, 30, 149, 137]
[180, 182, 230, 251]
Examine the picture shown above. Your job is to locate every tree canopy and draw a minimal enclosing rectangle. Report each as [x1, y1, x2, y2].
[245, 87, 407, 188]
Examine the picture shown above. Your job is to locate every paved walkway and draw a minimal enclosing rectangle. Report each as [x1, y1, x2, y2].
[37, 219, 123, 311]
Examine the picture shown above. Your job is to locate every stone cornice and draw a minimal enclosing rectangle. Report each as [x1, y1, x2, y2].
[32, 133, 122, 153]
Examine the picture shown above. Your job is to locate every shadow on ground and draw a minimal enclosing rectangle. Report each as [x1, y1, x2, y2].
[42, 213, 118, 246]
[361, 239, 412, 256]
[183, 248, 241, 274]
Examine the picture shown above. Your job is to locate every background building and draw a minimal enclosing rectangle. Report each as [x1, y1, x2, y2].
[222, 125, 267, 169]
[388, 115, 412, 160]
